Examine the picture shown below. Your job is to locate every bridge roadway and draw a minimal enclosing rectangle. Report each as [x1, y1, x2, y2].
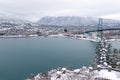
[84, 28, 120, 33]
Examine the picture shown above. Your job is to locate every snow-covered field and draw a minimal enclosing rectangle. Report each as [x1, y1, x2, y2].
[26, 66, 120, 80]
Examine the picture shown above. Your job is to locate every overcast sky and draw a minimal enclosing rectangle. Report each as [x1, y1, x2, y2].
[0, 0, 120, 21]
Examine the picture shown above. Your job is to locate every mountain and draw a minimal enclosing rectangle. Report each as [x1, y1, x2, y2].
[0, 16, 120, 29]
[0, 17, 38, 28]
[38, 16, 120, 28]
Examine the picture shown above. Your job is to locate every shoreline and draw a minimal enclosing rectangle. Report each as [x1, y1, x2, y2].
[26, 66, 120, 80]
[0, 34, 119, 42]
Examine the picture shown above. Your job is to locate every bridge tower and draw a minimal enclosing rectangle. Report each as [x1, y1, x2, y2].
[98, 18, 103, 40]
[92, 18, 111, 69]
[95, 18, 111, 68]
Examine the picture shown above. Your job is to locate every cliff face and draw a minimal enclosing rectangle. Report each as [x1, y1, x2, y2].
[26, 66, 120, 80]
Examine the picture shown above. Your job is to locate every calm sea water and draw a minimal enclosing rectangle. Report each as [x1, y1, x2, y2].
[0, 37, 97, 80]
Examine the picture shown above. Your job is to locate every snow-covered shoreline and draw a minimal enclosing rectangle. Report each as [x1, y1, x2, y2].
[48, 34, 120, 42]
[0, 34, 119, 42]
[26, 66, 120, 80]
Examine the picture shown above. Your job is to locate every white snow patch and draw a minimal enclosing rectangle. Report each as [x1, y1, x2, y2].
[95, 69, 120, 80]
[27, 67, 120, 80]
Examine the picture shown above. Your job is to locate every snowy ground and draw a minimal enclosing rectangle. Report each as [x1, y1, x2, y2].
[26, 66, 120, 80]
[94, 69, 120, 80]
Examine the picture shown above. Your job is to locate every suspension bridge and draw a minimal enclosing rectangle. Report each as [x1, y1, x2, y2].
[84, 18, 120, 40]
[85, 27, 120, 33]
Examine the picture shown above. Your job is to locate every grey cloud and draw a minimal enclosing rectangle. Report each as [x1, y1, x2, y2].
[0, 0, 120, 21]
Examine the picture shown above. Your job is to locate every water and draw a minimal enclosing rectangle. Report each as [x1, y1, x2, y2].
[0, 37, 96, 80]
[110, 41, 120, 49]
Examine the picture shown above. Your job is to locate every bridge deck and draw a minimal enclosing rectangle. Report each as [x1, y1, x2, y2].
[85, 28, 120, 33]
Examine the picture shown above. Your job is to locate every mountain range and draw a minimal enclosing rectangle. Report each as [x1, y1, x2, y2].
[0, 16, 120, 28]
[38, 16, 120, 28]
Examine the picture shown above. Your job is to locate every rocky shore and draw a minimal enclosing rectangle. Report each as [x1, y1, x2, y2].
[26, 66, 120, 80]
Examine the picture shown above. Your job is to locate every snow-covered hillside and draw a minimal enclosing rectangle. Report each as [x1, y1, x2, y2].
[0, 16, 120, 28]
[0, 17, 39, 28]
[38, 16, 120, 28]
